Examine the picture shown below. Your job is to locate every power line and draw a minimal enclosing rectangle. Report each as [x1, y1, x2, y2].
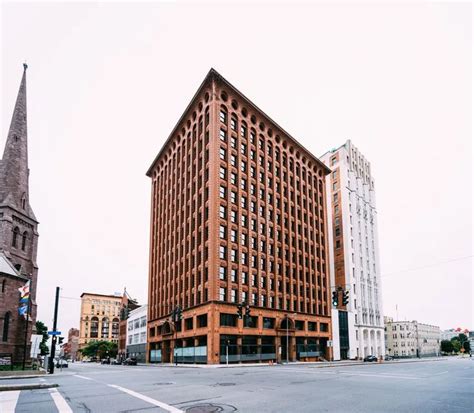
[381, 255, 473, 278]
[59, 295, 81, 301]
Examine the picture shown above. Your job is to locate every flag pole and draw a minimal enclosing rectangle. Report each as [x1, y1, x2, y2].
[22, 292, 30, 370]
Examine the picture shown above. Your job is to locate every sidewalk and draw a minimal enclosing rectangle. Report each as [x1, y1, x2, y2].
[138, 357, 448, 369]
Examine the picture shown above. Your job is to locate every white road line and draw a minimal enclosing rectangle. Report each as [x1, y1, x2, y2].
[0, 390, 20, 413]
[339, 372, 420, 380]
[108, 384, 184, 413]
[74, 374, 94, 380]
[49, 388, 73, 413]
[39, 378, 46, 382]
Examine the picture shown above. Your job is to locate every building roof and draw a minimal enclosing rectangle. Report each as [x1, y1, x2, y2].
[146, 68, 331, 177]
[80, 292, 123, 299]
[0, 251, 28, 280]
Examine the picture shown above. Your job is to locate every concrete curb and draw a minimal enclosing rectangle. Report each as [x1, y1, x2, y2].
[136, 358, 448, 369]
[0, 374, 46, 380]
[0, 383, 58, 391]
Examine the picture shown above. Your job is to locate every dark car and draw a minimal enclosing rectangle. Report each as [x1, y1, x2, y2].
[123, 357, 137, 366]
[364, 355, 378, 362]
[384, 355, 394, 361]
[101, 358, 110, 364]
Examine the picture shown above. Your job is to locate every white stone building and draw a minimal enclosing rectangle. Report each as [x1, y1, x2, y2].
[321, 140, 384, 360]
[385, 318, 440, 357]
[126, 305, 147, 363]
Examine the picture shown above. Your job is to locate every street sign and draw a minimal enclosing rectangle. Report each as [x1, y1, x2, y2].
[48, 331, 61, 336]
[327, 340, 333, 347]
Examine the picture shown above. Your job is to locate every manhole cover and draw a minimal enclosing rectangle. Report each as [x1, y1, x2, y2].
[212, 382, 236, 387]
[185, 403, 237, 412]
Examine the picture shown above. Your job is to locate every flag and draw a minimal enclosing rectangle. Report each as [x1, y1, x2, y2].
[19, 295, 29, 303]
[18, 280, 30, 297]
[18, 304, 28, 317]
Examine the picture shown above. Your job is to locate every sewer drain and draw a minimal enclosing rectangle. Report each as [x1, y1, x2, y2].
[185, 403, 237, 412]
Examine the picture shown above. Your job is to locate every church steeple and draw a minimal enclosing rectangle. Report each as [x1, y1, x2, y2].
[0, 64, 34, 219]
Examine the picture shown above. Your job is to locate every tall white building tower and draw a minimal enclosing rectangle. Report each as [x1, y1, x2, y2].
[321, 140, 384, 360]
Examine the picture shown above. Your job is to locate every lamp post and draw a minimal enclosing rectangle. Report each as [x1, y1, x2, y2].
[286, 314, 289, 364]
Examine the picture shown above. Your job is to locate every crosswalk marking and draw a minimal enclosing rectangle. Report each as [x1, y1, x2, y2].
[49, 388, 73, 413]
[108, 384, 184, 413]
[0, 390, 20, 413]
[74, 374, 94, 380]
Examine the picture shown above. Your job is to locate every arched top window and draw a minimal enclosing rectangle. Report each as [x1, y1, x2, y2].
[12, 227, 20, 248]
[21, 231, 28, 251]
[2, 312, 11, 342]
[280, 317, 295, 330]
[1, 279, 5, 293]
[21, 193, 27, 210]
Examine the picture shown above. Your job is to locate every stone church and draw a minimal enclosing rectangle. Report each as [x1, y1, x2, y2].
[0, 64, 39, 363]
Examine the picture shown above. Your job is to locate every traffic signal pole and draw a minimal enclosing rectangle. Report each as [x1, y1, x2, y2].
[48, 287, 60, 374]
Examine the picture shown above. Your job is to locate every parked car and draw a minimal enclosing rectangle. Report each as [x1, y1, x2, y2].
[111, 359, 121, 365]
[363, 355, 378, 362]
[101, 358, 110, 364]
[55, 359, 68, 368]
[122, 357, 137, 366]
[384, 355, 394, 361]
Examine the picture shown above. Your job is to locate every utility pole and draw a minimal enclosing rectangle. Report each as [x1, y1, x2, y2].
[48, 287, 60, 374]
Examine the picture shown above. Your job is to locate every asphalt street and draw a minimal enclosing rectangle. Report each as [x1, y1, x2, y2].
[0, 357, 473, 412]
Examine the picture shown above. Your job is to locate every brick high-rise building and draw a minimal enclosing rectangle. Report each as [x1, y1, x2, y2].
[321, 141, 384, 360]
[0, 64, 39, 363]
[146, 69, 332, 364]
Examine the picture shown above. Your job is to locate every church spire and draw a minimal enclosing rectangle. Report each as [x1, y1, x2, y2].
[0, 63, 32, 215]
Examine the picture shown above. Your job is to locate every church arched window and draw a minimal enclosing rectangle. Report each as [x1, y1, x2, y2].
[21, 231, 28, 251]
[12, 227, 20, 248]
[2, 312, 11, 342]
[21, 193, 26, 210]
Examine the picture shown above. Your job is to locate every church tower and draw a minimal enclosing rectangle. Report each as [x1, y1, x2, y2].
[0, 64, 39, 360]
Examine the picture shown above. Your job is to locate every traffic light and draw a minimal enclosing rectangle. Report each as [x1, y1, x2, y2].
[342, 290, 350, 306]
[332, 290, 338, 307]
[237, 303, 243, 319]
[245, 304, 251, 318]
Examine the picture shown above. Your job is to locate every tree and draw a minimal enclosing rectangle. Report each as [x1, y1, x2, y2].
[35, 321, 49, 356]
[440, 340, 453, 354]
[457, 334, 471, 353]
[81, 340, 117, 360]
[451, 337, 461, 353]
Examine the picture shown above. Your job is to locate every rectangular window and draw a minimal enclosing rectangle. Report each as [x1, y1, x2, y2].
[219, 246, 227, 260]
[231, 268, 237, 283]
[219, 205, 226, 219]
[220, 110, 227, 123]
[219, 128, 226, 141]
[220, 313, 237, 327]
[219, 225, 226, 239]
[220, 148, 226, 160]
[219, 266, 227, 280]
[219, 186, 226, 199]
[219, 288, 226, 301]
[230, 229, 237, 243]
[219, 166, 226, 180]
[231, 117, 237, 131]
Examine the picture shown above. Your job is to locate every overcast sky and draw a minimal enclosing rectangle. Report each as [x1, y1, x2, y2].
[1, 1, 472, 337]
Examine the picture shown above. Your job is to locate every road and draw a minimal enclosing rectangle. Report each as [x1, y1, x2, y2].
[1, 358, 473, 412]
